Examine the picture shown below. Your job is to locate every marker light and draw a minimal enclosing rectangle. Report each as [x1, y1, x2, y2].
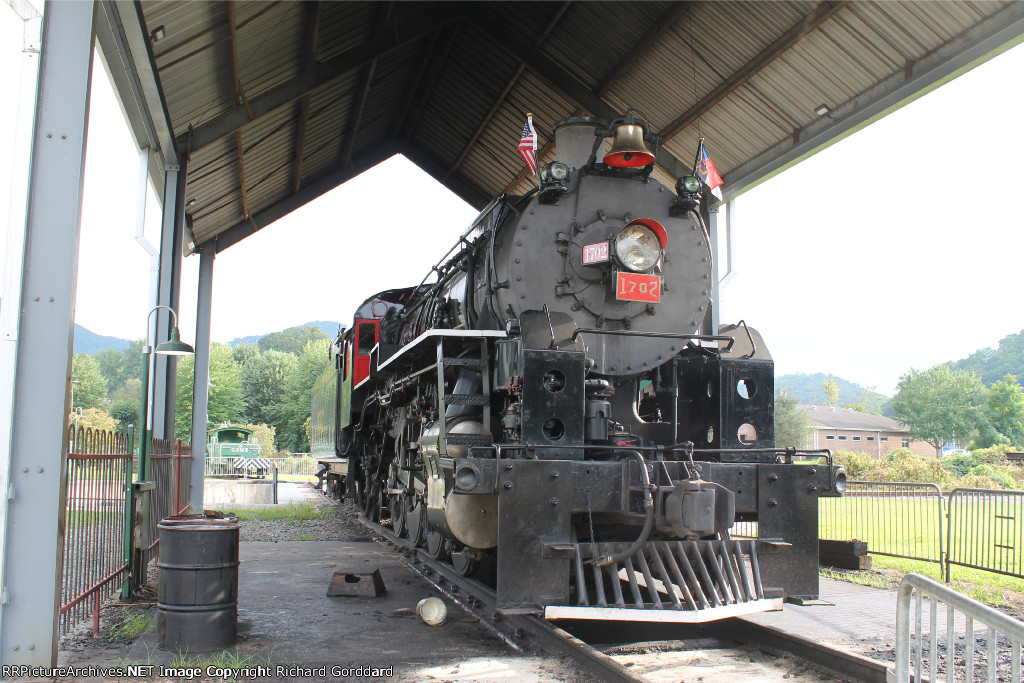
[541, 162, 569, 182]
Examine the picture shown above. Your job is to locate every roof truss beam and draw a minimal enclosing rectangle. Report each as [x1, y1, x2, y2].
[722, 0, 1024, 198]
[178, 4, 460, 154]
[211, 143, 403, 253]
[291, 1, 321, 193]
[661, 1, 849, 142]
[462, 6, 689, 180]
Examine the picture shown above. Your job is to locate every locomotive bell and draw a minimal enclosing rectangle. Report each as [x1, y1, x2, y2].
[604, 123, 655, 168]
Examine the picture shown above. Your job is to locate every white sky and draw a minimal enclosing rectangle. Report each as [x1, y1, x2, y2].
[2, 6, 1024, 396]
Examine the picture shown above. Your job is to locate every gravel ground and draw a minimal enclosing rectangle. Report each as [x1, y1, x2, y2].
[237, 499, 370, 543]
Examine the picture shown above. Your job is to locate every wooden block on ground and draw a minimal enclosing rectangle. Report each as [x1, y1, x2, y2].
[327, 568, 386, 597]
[819, 553, 872, 571]
[819, 539, 868, 556]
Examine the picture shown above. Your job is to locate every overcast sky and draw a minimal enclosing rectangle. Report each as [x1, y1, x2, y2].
[2, 6, 1024, 396]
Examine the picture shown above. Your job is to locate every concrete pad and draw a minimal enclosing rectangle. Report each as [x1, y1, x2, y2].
[744, 577, 899, 656]
[107, 541, 576, 681]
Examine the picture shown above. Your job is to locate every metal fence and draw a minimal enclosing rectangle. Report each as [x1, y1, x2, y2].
[946, 487, 1024, 582]
[59, 426, 132, 635]
[892, 572, 1023, 683]
[145, 438, 192, 568]
[820, 481, 946, 566]
[203, 456, 317, 477]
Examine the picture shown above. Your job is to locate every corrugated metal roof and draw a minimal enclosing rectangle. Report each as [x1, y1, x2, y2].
[123, 0, 1023, 253]
[801, 405, 909, 433]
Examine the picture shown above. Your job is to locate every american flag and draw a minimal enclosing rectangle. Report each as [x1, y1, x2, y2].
[517, 114, 538, 175]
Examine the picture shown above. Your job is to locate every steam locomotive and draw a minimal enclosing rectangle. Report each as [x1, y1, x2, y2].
[311, 113, 845, 621]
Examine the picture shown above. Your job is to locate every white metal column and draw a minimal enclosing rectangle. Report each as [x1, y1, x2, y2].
[190, 246, 215, 511]
[0, 0, 95, 666]
[151, 164, 186, 440]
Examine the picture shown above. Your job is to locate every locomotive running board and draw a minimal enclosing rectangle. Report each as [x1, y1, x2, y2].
[547, 539, 783, 623]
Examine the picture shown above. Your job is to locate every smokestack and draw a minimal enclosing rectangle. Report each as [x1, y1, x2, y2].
[553, 117, 605, 170]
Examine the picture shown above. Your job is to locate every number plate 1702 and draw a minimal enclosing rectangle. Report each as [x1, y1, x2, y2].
[615, 272, 662, 303]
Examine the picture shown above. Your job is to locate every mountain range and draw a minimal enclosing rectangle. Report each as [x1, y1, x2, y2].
[71, 321, 343, 355]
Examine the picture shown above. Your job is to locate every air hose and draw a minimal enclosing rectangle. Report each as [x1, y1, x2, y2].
[592, 451, 656, 567]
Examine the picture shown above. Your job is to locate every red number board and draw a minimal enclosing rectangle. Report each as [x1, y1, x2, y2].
[582, 241, 609, 265]
[616, 272, 662, 303]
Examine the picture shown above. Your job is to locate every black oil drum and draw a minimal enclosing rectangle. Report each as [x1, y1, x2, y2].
[157, 514, 240, 651]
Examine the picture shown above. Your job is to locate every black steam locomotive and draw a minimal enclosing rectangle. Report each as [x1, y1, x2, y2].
[311, 113, 845, 622]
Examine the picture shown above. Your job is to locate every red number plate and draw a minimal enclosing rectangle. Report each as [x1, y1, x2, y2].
[582, 241, 609, 265]
[615, 272, 662, 303]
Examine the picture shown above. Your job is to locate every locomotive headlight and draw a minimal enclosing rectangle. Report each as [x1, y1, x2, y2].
[541, 161, 569, 183]
[679, 176, 701, 194]
[613, 223, 662, 272]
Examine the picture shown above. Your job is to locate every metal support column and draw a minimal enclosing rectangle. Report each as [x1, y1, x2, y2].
[189, 246, 215, 512]
[707, 202, 722, 335]
[0, 0, 96, 666]
[151, 163, 187, 440]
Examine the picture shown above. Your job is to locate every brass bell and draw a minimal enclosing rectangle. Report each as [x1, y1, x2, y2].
[604, 123, 655, 168]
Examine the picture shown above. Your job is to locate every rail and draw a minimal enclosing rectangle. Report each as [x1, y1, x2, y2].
[60, 426, 132, 635]
[946, 487, 1024, 582]
[820, 481, 945, 566]
[892, 573, 1024, 683]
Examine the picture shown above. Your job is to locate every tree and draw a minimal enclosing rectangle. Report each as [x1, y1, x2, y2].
[95, 340, 145, 399]
[270, 339, 330, 452]
[240, 349, 297, 427]
[775, 390, 812, 449]
[175, 342, 245, 440]
[71, 354, 108, 410]
[258, 326, 328, 356]
[822, 377, 839, 407]
[986, 374, 1024, 447]
[109, 398, 139, 431]
[892, 366, 989, 456]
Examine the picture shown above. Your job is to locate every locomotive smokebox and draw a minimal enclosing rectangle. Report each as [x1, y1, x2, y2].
[553, 117, 605, 169]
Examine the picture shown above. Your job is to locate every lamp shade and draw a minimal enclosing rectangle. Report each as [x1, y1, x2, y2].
[155, 327, 195, 356]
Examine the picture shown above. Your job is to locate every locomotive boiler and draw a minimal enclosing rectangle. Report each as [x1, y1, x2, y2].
[311, 113, 846, 621]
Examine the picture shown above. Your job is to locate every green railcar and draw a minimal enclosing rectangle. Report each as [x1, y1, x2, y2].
[207, 425, 264, 475]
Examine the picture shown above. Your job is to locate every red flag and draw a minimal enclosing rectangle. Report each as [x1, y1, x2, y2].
[517, 114, 538, 175]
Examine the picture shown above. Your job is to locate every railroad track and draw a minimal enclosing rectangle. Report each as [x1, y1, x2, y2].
[354, 512, 890, 683]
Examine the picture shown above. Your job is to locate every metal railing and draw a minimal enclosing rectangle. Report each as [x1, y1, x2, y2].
[819, 481, 945, 566]
[204, 456, 317, 477]
[893, 573, 1023, 683]
[144, 438, 192, 568]
[946, 487, 1024, 582]
[60, 426, 132, 635]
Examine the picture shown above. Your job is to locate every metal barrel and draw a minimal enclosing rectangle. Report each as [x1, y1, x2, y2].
[156, 514, 240, 651]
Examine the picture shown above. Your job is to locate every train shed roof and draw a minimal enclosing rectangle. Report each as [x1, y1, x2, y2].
[96, 1, 1024, 255]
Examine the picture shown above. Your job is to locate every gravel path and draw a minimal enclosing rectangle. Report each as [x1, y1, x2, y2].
[237, 497, 369, 543]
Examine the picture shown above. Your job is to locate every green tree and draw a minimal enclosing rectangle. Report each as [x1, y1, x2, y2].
[258, 326, 328, 356]
[95, 340, 145, 399]
[109, 398, 139, 430]
[270, 339, 330, 452]
[71, 354, 108, 410]
[233, 341, 259, 366]
[240, 349, 297, 427]
[109, 377, 142, 405]
[892, 366, 989, 457]
[775, 390, 812, 449]
[175, 342, 245, 440]
[822, 377, 839, 407]
[986, 374, 1024, 447]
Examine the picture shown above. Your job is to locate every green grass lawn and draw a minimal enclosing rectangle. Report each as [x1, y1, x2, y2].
[226, 502, 329, 521]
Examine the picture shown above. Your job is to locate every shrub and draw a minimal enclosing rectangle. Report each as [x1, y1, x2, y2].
[832, 450, 876, 479]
